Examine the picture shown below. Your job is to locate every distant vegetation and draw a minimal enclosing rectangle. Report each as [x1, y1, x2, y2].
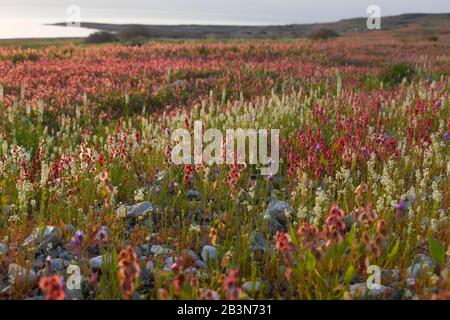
[308, 28, 340, 40]
[47, 13, 450, 40]
[118, 25, 153, 41]
[381, 63, 416, 86]
[85, 31, 119, 44]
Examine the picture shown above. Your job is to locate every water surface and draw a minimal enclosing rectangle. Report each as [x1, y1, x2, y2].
[0, 6, 279, 39]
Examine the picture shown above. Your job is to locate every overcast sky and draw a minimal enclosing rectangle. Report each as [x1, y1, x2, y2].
[1, 0, 450, 24]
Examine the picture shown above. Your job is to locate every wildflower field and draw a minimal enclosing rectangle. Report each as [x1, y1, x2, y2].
[0, 28, 449, 300]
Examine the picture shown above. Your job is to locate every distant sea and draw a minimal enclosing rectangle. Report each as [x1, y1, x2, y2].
[0, 6, 281, 39]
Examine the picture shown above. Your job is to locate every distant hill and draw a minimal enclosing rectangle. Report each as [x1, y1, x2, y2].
[52, 13, 450, 39]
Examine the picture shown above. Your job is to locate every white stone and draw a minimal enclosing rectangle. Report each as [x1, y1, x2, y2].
[242, 280, 263, 294]
[150, 245, 165, 256]
[8, 264, 37, 286]
[89, 255, 104, 269]
[201, 245, 217, 262]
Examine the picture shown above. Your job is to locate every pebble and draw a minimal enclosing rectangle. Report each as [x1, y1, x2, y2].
[185, 267, 200, 276]
[165, 256, 176, 268]
[117, 201, 153, 218]
[156, 170, 166, 183]
[181, 249, 199, 261]
[187, 189, 201, 201]
[200, 289, 220, 300]
[196, 260, 207, 270]
[201, 245, 217, 262]
[406, 278, 417, 288]
[65, 224, 75, 233]
[50, 258, 66, 272]
[133, 246, 143, 257]
[66, 288, 83, 300]
[141, 243, 150, 253]
[0, 243, 7, 255]
[146, 261, 155, 272]
[412, 254, 436, 267]
[242, 280, 264, 295]
[381, 269, 401, 286]
[250, 232, 266, 253]
[132, 292, 141, 300]
[407, 263, 434, 278]
[345, 215, 354, 230]
[349, 283, 394, 299]
[23, 226, 62, 250]
[31, 257, 45, 270]
[89, 255, 104, 269]
[2, 205, 13, 215]
[25, 296, 45, 300]
[8, 264, 38, 287]
[263, 199, 294, 233]
[150, 245, 166, 256]
[407, 254, 436, 278]
[0, 286, 11, 295]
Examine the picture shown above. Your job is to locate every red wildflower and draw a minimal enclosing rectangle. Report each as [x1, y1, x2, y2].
[39, 275, 65, 300]
[118, 245, 141, 299]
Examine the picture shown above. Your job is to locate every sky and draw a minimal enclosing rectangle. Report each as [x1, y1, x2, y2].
[1, 0, 450, 24]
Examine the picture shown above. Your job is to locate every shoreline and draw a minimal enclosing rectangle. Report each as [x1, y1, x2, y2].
[0, 12, 447, 41]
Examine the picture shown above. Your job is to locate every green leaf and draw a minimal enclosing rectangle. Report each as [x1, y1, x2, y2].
[326, 241, 348, 260]
[306, 251, 316, 273]
[325, 243, 338, 260]
[345, 228, 354, 247]
[428, 236, 445, 264]
[387, 239, 400, 261]
[344, 265, 355, 283]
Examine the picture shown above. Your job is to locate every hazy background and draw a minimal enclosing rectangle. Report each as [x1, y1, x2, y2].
[1, 0, 449, 38]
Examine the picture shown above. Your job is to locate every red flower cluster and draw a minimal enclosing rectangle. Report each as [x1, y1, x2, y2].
[226, 164, 243, 190]
[118, 245, 141, 299]
[297, 204, 348, 258]
[222, 269, 241, 300]
[39, 275, 65, 300]
[323, 204, 347, 245]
